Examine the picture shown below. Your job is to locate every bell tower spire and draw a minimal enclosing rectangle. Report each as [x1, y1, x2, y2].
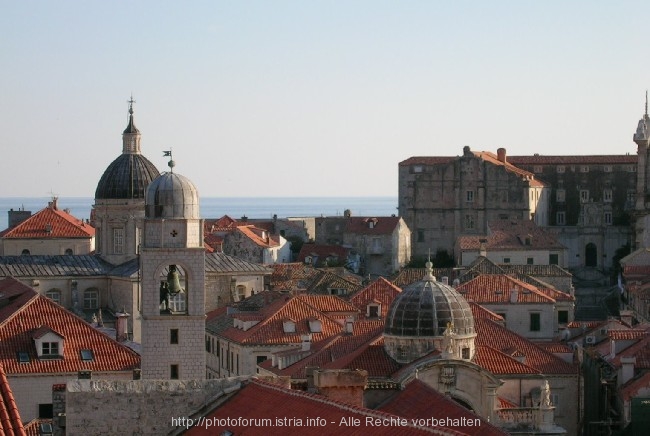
[122, 95, 142, 154]
[633, 92, 650, 248]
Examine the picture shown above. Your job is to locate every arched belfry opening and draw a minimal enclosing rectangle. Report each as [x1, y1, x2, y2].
[159, 264, 188, 314]
[585, 242, 597, 267]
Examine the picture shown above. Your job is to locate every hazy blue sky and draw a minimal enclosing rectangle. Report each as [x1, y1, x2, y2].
[2, 1, 649, 198]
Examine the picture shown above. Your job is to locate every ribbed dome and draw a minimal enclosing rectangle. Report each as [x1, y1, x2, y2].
[385, 263, 475, 337]
[95, 153, 160, 199]
[145, 172, 199, 219]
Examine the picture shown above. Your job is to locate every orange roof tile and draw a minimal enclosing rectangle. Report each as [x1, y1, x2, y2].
[474, 346, 541, 375]
[323, 336, 401, 377]
[469, 302, 505, 323]
[236, 225, 280, 248]
[218, 296, 343, 345]
[188, 378, 462, 436]
[345, 216, 401, 235]
[0, 277, 140, 375]
[620, 371, 650, 402]
[474, 318, 576, 374]
[379, 379, 507, 436]
[297, 244, 350, 266]
[296, 295, 359, 315]
[458, 220, 565, 251]
[456, 275, 556, 304]
[610, 335, 650, 369]
[0, 363, 25, 436]
[350, 277, 402, 319]
[0, 203, 94, 239]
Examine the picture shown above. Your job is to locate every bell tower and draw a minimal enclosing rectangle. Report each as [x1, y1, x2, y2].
[634, 92, 650, 248]
[140, 155, 205, 380]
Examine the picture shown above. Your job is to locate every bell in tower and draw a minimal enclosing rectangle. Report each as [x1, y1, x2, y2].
[159, 264, 187, 314]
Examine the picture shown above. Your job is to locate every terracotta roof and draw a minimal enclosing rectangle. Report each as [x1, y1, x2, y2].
[399, 156, 456, 166]
[188, 378, 462, 436]
[345, 217, 401, 235]
[611, 335, 650, 369]
[471, 151, 535, 179]
[217, 296, 343, 345]
[0, 277, 140, 375]
[458, 220, 564, 251]
[297, 244, 350, 266]
[474, 317, 576, 374]
[567, 321, 603, 329]
[0, 202, 94, 239]
[500, 264, 572, 277]
[204, 215, 238, 233]
[469, 302, 505, 323]
[23, 419, 50, 436]
[391, 268, 457, 288]
[236, 225, 281, 248]
[456, 275, 556, 304]
[378, 379, 507, 435]
[621, 248, 650, 267]
[497, 397, 517, 409]
[0, 363, 25, 436]
[474, 346, 541, 375]
[508, 155, 637, 165]
[350, 278, 402, 319]
[608, 330, 648, 341]
[620, 371, 650, 401]
[535, 342, 574, 354]
[323, 336, 402, 377]
[296, 295, 359, 315]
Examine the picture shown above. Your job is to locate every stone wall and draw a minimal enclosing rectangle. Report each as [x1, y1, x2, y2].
[62, 378, 246, 435]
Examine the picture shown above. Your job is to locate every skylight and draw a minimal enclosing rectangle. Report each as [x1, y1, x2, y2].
[80, 349, 94, 361]
[17, 351, 30, 364]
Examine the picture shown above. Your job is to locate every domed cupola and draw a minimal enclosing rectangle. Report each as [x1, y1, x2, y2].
[95, 98, 160, 199]
[145, 156, 199, 219]
[384, 261, 476, 364]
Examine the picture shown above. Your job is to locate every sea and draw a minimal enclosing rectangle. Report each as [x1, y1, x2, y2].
[0, 197, 398, 230]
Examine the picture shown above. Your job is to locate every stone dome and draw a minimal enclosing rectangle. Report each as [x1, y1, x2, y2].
[145, 171, 199, 219]
[384, 262, 476, 363]
[95, 104, 160, 200]
[95, 154, 160, 199]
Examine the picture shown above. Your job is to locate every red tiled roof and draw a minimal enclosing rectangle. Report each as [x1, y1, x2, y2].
[345, 217, 401, 235]
[391, 268, 458, 288]
[204, 215, 238, 233]
[236, 225, 281, 248]
[218, 297, 343, 345]
[535, 342, 574, 354]
[471, 151, 535, 179]
[474, 346, 540, 375]
[188, 378, 462, 436]
[497, 397, 517, 409]
[469, 303, 504, 323]
[350, 277, 402, 319]
[296, 295, 359, 315]
[323, 336, 402, 377]
[620, 371, 650, 402]
[23, 419, 49, 436]
[379, 379, 507, 436]
[458, 220, 564, 251]
[297, 244, 350, 266]
[567, 321, 603, 329]
[474, 318, 576, 374]
[456, 275, 556, 304]
[508, 155, 637, 165]
[0, 277, 140, 375]
[608, 330, 648, 341]
[611, 335, 650, 369]
[0, 363, 25, 436]
[0, 203, 94, 239]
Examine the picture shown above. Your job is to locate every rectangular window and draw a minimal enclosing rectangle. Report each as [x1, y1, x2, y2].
[466, 190, 474, 203]
[603, 189, 612, 202]
[530, 313, 541, 332]
[556, 212, 566, 225]
[604, 212, 612, 225]
[42, 342, 59, 356]
[417, 229, 425, 243]
[557, 165, 565, 173]
[628, 189, 636, 204]
[461, 348, 470, 359]
[558, 311, 569, 325]
[413, 165, 423, 173]
[580, 165, 589, 173]
[556, 189, 565, 202]
[534, 165, 543, 173]
[84, 290, 98, 310]
[170, 329, 179, 344]
[527, 257, 534, 265]
[39, 404, 53, 419]
[80, 349, 94, 361]
[549, 254, 559, 265]
[113, 228, 124, 255]
[628, 165, 637, 172]
[580, 190, 589, 203]
[503, 257, 511, 264]
[170, 364, 179, 380]
[465, 215, 474, 230]
[604, 165, 612, 173]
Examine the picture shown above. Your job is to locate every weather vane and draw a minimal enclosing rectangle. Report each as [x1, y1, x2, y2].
[163, 149, 175, 172]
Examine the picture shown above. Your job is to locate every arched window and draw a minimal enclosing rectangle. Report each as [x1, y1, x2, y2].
[21, 249, 30, 256]
[46, 289, 62, 305]
[65, 248, 73, 255]
[585, 243, 597, 267]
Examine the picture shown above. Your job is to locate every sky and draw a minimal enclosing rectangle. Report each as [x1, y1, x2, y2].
[2, 1, 650, 198]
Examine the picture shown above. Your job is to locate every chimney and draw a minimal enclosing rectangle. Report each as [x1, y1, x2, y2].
[497, 147, 507, 163]
[621, 357, 636, 385]
[620, 310, 634, 326]
[115, 310, 130, 342]
[442, 276, 449, 285]
[610, 338, 615, 359]
[8, 208, 31, 228]
[479, 238, 488, 257]
[312, 369, 368, 408]
[305, 366, 318, 393]
[345, 316, 354, 334]
[301, 334, 312, 351]
[510, 287, 519, 303]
